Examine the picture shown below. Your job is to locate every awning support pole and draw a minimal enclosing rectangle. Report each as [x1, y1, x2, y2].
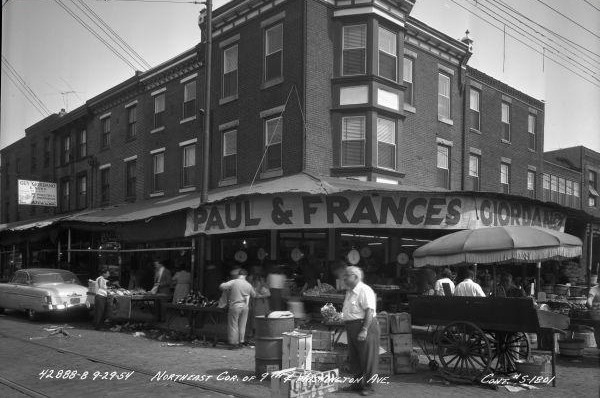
[57, 240, 61, 263]
[492, 263, 496, 296]
[67, 228, 72, 263]
[536, 261, 542, 298]
[198, 235, 206, 293]
[190, 237, 196, 289]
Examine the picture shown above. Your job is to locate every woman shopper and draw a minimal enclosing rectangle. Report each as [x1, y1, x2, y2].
[93, 268, 110, 329]
[171, 262, 192, 304]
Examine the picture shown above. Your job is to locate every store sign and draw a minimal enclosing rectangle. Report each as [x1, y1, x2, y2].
[17, 179, 57, 206]
[185, 193, 567, 236]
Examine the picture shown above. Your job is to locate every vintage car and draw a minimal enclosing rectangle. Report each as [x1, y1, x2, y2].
[0, 268, 89, 320]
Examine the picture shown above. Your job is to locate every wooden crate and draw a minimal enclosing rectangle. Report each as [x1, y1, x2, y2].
[378, 353, 393, 376]
[389, 313, 411, 334]
[282, 332, 312, 370]
[298, 329, 333, 351]
[271, 368, 339, 398]
[390, 333, 413, 354]
[377, 313, 389, 336]
[311, 350, 348, 372]
[393, 353, 417, 374]
[379, 336, 391, 353]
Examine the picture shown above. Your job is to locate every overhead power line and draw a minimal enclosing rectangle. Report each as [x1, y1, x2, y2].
[1, 56, 51, 116]
[583, 0, 600, 13]
[533, 0, 600, 41]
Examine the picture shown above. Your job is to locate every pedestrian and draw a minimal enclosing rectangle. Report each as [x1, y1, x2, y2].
[497, 273, 525, 298]
[433, 268, 455, 296]
[171, 262, 192, 304]
[341, 266, 380, 396]
[246, 265, 271, 338]
[454, 269, 486, 297]
[219, 269, 256, 349]
[586, 279, 600, 350]
[150, 259, 172, 295]
[93, 267, 110, 330]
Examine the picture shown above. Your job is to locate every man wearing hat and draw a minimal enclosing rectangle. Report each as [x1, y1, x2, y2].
[433, 268, 455, 296]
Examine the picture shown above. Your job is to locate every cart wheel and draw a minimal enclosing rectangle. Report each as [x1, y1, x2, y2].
[436, 321, 491, 381]
[488, 332, 529, 374]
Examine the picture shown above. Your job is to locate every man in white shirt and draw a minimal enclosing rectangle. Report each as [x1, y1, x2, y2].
[341, 266, 379, 396]
[220, 269, 256, 349]
[433, 268, 455, 296]
[454, 269, 486, 297]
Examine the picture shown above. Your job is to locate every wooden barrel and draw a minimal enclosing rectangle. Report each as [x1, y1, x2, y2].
[558, 338, 585, 357]
[254, 315, 294, 377]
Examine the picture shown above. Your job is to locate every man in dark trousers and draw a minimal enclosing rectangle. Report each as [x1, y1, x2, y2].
[342, 266, 380, 396]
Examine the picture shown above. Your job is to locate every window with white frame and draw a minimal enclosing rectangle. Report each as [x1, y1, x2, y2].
[223, 45, 238, 98]
[528, 114, 536, 150]
[183, 81, 196, 119]
[436, 144, 450, 189]
[438, 73, 451, 120]
[500, 162, 510, 193]
[127, 106, 137, 139]
[566, 180, 573, 207]
[501, 102, 511, 141]
[77, 173, 87, 209]
[265, 116, 283, 170]
[181, 145, 196, 187]
[154, 93, 165, 128]
[341, 116, 365, 167]
[102, 117, 110, 148]
[469, 154, 480, 191]
[63, 135, 71, 165]
[378, 27, 397, 81]
[559, 177, 566, 204]
[542, 173, 550, 201]
[265, 24, 283, 82]
[469, 88, 480, 131]
[222, 130, 237, 180]
[527, 170, 536, 198]
[403, 57, 414, 105]
[126, 160, 136, 198]
[377, 117, 396, 170]
[550, 175, 558, 202]
[60, 178, 70, 212]
[589, 170, 598, 207]
[152, 152, 165, 193]
[100, 168, 110, 204]
[79, 130, 87, 159]
[343, 25, 367, 76]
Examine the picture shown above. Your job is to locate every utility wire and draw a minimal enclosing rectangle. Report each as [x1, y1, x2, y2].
[1, 55, 51, 114]
[533, 0, 600, 41]
[583, 0, 600, 13]
[75, 0, 151, 69]
[2, 70, 48, 116]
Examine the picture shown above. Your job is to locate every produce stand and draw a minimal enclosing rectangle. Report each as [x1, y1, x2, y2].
[163, 303, 227, 345]
[106, 293, 163, 323]
[409, 296, 569, 385]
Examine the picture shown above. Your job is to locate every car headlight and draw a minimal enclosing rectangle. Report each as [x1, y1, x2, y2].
[44, 296, 52, 304]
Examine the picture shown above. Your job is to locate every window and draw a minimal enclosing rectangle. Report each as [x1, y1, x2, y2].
[566, 180, 573, 207]
[126, 160, 136, 198]
[182, 145, 196, 187]
[378, 27, 397, 81]
[500, 163, 510, 193]
[527, 170, 536, 198]
[438, 73, 451, 120]
[528, 114, 536, 150]
[154, 93, 165, 128]
[264, 116, 283, 170]
[543, 173, 551, 201]
[469, 88, 480, 131]
[63, 135, 71, 165]
[79, 130, 87, 159]
[43, 137, 50, 167]
[403, 57, 414, 106]
[152, 152, 165, 193]
[468, 154, 480, 191]
[550, 175, 558, 202]
[30, 143, 37, 171]
[60, 178, 70, 212]
[222, 130, 237, 180]
[377, 117, 396, 170]
[223, 45, 238, 98]
[77, 173, 87, 209]
[16, 158, 21, 174]
[589, 170, 598, 207]
[558, 177, 566, 204]
[342, 25, 366, 75]
[436, 144, 450, 189]
[341, 116, 365, 167]
[183, 81, 196, 119]
[102, 117, 111, 148]
[127, 106, 137, 139]
[574, 181, 580, 206]
[501, 102, 510, 141]
[264, 24, 283, 82]
[100, 168, 110, 204]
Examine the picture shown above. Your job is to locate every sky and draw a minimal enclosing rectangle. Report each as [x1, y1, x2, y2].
[1, 0, 599, 153]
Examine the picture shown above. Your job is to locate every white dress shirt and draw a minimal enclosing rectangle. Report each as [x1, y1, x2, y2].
[434, 278, 455, 296]
[454, 278, 486, 297]
[342, 281, 377, 321]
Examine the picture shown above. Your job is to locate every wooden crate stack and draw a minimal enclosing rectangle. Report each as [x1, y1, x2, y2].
[377, 312, 393, 375]
[389, 312, 417, 374]
[300, 329, 347, 371]
[282, 331, 312, 370]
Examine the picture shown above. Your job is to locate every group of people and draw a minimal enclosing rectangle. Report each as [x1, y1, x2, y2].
[424, 267, 527, 298]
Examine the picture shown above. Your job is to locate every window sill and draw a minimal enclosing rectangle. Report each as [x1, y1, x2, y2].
[151, 126, 165, 134]
[261, 77, 284, 90]
[501, 139, 511, 145]
[403, 104, 416, 113]
[149, 192, 165, 198]
[469, 128, 482, 135]
[218, 178, 238, 187]
[219, 95, 238, 105]
[438, 117, 454, 126]
[260, 169, 283, 179]
[180, 116, 197, 124]
[179, 187, 196, 193]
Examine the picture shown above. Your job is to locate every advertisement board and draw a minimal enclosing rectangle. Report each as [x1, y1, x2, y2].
[17, 179, 57, 207]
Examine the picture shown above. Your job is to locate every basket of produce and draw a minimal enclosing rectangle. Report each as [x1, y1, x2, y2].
[302, 282, 336, 297]
[321, 303, 343, 323]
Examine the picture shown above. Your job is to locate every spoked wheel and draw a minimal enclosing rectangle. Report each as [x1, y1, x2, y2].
[487, 331, 529, 374]
[436, 321, 491, 381]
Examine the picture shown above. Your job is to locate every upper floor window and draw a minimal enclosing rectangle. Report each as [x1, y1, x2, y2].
[468, 154, 480, 191]
[501, 102, 511, 141]
[542, 173, 550, 202]
[436, 144, 450, 189]
[378, 27, 397, 81]
[100, 167, 110, 205]
[264, 116, 283, 170]
[125, 160, 137, 199]
[558, 177, 566, 205]
[469, 88, 480, 131]
[222, 130, 237, 180]
[223, 45, 238, 98]
[342, 25, 366, 76]
[152, 152, 165, 193]
[154, 93, 165, 128]
[528, 114, 536, 150]
[500, 162, 511, 193]
[62, 135, 71, 165]
[438, 73, 451, 120]
[79, 130, 87, 159]
[589, 170, 598, 207]
[77, 173, 87, 209]
[527, 170, 536, 199]
[403, 57, 414, 106]
[550, 175, 558, 202]
[341, 116, 365, 167]
[183, 81, 196, 119]
[60, 178, 70, 212]
[101, 117, 111, 148]
[43, 137, 50, 167]
[265, 24, 283, 82]
[377, 117, 396, 170]
[127, 106, 137, 139]
[182, 145, 196, 187]
[30, 143, 37, 171]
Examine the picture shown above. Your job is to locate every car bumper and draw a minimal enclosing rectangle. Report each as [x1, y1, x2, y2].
[42, 303, 88, 311]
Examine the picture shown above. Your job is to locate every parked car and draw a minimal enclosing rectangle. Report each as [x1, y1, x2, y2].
[0, 268, 89, 320]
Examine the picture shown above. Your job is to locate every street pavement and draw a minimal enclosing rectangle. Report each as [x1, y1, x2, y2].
[0, 310, 598, 398]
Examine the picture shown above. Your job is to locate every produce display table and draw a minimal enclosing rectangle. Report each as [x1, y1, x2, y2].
[163, 304, 227, 345]
[106, 294, 162, 323]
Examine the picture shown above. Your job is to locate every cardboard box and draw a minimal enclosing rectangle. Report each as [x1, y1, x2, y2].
[389, 313, 411, 334]
[391, 333, 413, 354]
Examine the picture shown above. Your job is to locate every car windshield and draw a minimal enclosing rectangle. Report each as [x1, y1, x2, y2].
[31, 270, 81, 285]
